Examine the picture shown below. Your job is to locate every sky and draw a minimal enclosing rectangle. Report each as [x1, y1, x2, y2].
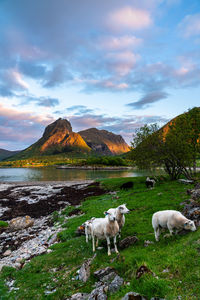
[0, 0, 200, 150]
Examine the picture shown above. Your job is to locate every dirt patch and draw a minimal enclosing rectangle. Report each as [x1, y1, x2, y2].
[0, 182, 106, 220]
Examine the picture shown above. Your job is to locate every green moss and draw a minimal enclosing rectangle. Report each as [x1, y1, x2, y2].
[0, 221, 8, 228]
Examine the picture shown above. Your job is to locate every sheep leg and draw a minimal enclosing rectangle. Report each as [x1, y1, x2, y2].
[106, 236, 111, 256]
[92, 235, 95, 252]
[114, 235, 119, 254]
[96, 238, 99, 247]
[154, 226, 160, 241]
[86, 233, 88, 243]
[175, 229, 181, 235]
[167, 224, 174, 236]
[85, 226, 88, 243]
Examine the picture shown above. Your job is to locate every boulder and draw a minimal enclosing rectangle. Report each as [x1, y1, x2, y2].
[78, 254, 96, 282]
[119, 236, 138, 249]
[88, 285, 107, 300]
[94, 267, 116, 281]
[108, 274, 124, 293]
[9, 216, 34, 231]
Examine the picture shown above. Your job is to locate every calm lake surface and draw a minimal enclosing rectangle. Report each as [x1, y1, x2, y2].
[0, 167, 165, 182]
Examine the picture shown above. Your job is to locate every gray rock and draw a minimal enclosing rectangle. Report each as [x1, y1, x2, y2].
[144, 240, 154, 247]
[122, 292, 147, 300]
[48, 233, 58, 245]
[79, 254, 96, 282]
[178, 179, 194, 184]
[70, 293, 89, 300]
[108, 275, 123, 293]
[94, 267, 115, 280]
[9, 216, 34, 231]
[88, 285, 107, 300]
[187, 189, 200, 200]
[119, 236, 138, 249]
[100, 271, 116, 283]
[78, 260, 91, 282]
[3, 249, 11, 256]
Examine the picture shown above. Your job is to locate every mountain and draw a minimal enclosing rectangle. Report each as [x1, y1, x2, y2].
[11, 118, 130, 159]
[13, 118, 91, 159]
[0, 149, 20, 161]
[161, 107, 200, 137]
[79, 128, 130, 155]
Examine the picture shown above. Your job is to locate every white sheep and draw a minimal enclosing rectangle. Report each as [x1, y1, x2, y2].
[84, 217, 95, 243]
[86, 211, 119, 256]
[107, 204, 129, 238]
[152, 210, 196, 241]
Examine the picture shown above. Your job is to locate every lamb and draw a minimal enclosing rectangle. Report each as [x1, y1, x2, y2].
[152, 210, 196, 241]
[146, 177, 156, 189]
[86, 211, 119, 256]
[107, 204, 129, 238]
[84, 217, 95, 243]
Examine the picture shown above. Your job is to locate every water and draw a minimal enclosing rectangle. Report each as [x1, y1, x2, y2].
[0, 167, 165, 182]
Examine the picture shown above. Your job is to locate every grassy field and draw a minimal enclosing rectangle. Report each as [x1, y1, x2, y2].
[0, 177, 200, 299]
[0, 155, 130, 168]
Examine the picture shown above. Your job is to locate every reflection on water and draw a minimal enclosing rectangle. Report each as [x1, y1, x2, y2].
[0, 167, 165, 182]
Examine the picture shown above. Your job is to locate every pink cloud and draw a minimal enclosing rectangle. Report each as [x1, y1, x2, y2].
[106, 51, 139, 76]
[6, 28, 47, 61]
[108, 6, 152, 31]
[0, 103, 55, 150]
[179, 13, 200, 38]
[0, 103, 54, 125]
[98, 35, 142, 51]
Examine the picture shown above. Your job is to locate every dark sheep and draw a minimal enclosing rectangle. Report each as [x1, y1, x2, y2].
[120, 181, 134, 190]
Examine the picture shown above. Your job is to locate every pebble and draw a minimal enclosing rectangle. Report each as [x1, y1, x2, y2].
[3, 249, 11, 256]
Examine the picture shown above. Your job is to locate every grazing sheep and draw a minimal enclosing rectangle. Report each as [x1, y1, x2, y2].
[86, 211, 119, 256]
[146, 177, 156, 189]
[152, 210, 196, 241]
[107, 204, 129, 238]
[120, 181, 134, 190]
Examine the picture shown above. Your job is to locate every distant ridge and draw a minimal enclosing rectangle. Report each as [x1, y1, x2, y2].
[0, 149, 20, 161]
[11, 118, 130, 159]
[79, 128, 130, 155]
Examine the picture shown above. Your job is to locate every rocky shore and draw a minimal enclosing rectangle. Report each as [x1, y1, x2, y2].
[56, 165, 132, 170]
[0, 180, 106, 271]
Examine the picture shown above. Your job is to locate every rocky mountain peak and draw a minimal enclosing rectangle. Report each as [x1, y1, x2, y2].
[42, 118, 72, 139]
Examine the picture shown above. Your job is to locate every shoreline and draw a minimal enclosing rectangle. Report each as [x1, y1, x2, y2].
[56, 165, 133, 170]
[0, 179, 94, 187]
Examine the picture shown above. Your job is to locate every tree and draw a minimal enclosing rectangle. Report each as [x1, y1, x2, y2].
[129, 123, 164, 170]
[164, 107, 200, 179]
[130, 107, 200, 180]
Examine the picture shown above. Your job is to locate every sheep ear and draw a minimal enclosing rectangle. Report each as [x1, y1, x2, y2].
[104, 211, 109, 215]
